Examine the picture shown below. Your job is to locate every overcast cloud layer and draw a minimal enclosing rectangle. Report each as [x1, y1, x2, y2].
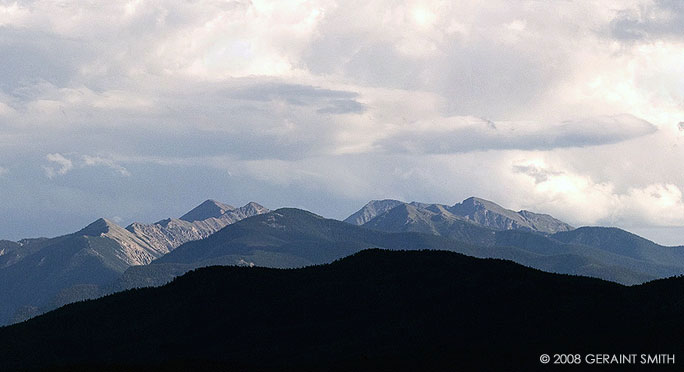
[1, 0, 683, 244]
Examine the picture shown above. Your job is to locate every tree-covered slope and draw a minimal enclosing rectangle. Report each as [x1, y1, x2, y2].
[1, 249, 683, 371]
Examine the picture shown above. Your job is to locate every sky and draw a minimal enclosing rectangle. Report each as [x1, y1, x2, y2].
[0, 0, 683, 244]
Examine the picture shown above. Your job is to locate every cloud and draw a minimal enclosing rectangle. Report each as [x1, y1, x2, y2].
[225, 81, 366, 114]
[42, 153, 129, 178]
[43, 153, 73, 178]
[512, 163, 563, 184]
[227, 82, 359, 104]
[0, 0, 683, 242]
[317, 100, 366, 114]
[610, 0, 684, 42]
[82, 155, 131, 176]
[510, 159, 684, 228]
[0, 166, 7, 177]
[376, 114, 657, 154]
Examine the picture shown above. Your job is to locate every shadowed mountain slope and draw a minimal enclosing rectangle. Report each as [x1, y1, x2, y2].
[551, 226, 684, 266]
[1, 249, 683, 371]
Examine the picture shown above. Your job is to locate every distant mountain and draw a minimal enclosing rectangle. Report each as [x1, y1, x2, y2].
[2, 249, 684, 370]
[127, 201, 269, 254]
[4, 197, 684, 329]
[0, 200, 268, 325]
[0, 240, 20, 255]
[347, 197, 574, 234]
[453, 197, 574, 233]
[180, 199, 236, 222]
[551, 226, 684, 267]
[361, 202, 497, 246]
[0, 240, 22, 268]
[0, 238, 49, 269]
[343, 199, 405, 225]
[114, 208, 671, 292]
[0, 230, 134, 325]
[354, 201, 684, 284]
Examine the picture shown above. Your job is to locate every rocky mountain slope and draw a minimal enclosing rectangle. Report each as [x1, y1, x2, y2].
[115, 208, 680, 291]
[126, 201, 269, 255]
[346, 197, 574, 234]
[0, 200, 268, 325]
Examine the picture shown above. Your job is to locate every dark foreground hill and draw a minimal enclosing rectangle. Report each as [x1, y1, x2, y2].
[1, 249, 682, 371]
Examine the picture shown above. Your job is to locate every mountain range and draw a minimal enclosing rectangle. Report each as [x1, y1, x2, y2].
[2, 249, 683, 370]
[0, 200, 268, 325]
[113, 204, 684, 292]
[3, 196, 684, 327]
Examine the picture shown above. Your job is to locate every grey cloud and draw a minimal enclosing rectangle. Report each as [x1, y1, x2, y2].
[512, 164, 562, 184]
[224, 82, 366, 116]
[0, 29, 91, 95]
[227, 82, 357, 103]
[305, 31, 562, 119]
[377, 114, 657, 154]
[317, 99, 366, 114]
[0, 78, 366, 162]
[610, 0, 684, 41]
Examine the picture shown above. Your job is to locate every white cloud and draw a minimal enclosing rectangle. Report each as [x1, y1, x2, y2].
[376, 114, 657, 154]
[510, 159, 684, 227]
[0, 166, 7, 177]
[82, 155, 131, 176]
[43, 153, 73, 178]
[43, 153, 131, 177]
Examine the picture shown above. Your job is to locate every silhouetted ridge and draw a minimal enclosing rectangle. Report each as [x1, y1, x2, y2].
[2, 249, 684, 371]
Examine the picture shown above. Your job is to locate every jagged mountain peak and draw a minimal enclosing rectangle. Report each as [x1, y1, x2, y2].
[449, 197, 573, 233]
[179, 200, 236, 222]
[343, 199, 405, 225]
[241, 202, 269, 215]
[347, 197, 573, 234]
[76, 218, 122, 237]
[455, 197, 509, 214]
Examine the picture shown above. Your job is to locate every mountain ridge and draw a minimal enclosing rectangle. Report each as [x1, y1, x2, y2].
[346, 196, 574, 234]
[0, 200, 269, 326]
[111, 207, 674, 294]
[2, 249, 684, 370]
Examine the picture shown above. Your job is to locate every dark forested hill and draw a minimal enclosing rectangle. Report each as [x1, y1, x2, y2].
[1, 249, 682, 371]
